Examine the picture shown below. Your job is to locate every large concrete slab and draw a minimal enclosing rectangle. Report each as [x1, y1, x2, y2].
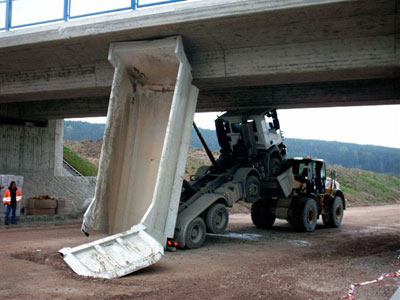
[58, 36, 198, 279]
[84, 36, 198, 242]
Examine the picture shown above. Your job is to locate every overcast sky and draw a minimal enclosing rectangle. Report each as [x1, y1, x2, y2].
[68, 104, 400, 149]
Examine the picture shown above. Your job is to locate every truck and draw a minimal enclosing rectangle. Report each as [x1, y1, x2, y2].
[174, 109, 287, 248]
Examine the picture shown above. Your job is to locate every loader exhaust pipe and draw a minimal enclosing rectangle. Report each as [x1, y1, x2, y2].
[193, 122, 218, 168]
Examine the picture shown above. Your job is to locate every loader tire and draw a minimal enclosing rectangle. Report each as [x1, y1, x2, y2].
[185, 217, 206, 249]
[289, 197, 318, 232]
[206, 203, 229, 234]
[269, 157, 282, 177]
[251, 199, 276, 229]
[322, 196, 344, 228]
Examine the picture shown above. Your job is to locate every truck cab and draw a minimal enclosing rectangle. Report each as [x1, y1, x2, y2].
[215, 109, 287, 177]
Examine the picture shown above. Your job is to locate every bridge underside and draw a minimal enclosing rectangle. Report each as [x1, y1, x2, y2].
[0, 78, 399, 119]
[0, 0, 398, 119]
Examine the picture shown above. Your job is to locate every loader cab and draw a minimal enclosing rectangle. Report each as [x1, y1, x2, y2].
[290, 157, 326, 194]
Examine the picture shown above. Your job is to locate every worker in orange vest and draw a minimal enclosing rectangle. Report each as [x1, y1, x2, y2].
[3, 181, 22, 225]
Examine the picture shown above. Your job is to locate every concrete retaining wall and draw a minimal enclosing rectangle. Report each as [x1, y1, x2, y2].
[22, 175, 96, 214]
[0, 120, 64, 176]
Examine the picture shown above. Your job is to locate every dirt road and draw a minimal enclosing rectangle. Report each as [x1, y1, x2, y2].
[0, 205, 399, 300]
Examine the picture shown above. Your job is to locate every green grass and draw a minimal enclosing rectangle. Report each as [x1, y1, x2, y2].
[63, 146, 98, 176]
[327, 165, 400, 207]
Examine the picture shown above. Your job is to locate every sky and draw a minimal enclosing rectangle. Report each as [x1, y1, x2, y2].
[1, 0, 188, 28]
[68, 104, 400, 149]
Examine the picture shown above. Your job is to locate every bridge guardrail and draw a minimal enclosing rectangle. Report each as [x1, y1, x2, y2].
[0, 0, 185, 31]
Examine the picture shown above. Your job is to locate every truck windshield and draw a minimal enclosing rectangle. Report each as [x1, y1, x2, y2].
[231, 123, 242, 133]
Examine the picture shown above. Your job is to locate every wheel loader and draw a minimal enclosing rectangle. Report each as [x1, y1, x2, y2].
[251, 157, 346, 232]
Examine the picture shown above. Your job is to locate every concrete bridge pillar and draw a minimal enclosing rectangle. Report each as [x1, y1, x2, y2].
[0, 119, 64, 176]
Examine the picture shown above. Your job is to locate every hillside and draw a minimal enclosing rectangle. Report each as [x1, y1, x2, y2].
[63, 141, 400, 207]
[327, 165, 400, 207]
[64, 121, 105, 141]
[64, 121, 400, 176]
[189, 129, 400, 176]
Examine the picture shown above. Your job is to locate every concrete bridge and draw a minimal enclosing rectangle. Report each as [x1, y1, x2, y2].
[0, 0, 399, 198]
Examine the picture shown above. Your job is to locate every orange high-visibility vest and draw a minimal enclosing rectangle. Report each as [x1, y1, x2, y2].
[3, 189, 22, 205]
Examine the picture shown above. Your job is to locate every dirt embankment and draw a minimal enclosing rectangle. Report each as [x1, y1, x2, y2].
[63, 140, 217, 180]
[64, 140, 103, 166]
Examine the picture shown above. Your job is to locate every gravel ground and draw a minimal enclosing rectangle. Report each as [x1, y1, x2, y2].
[0, 204, 399, 300]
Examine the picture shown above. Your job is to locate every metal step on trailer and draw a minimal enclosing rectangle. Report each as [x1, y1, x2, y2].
[63, 159, 83, 177]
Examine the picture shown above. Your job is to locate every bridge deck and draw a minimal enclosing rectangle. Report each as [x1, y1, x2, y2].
[0, 0, 398, 116]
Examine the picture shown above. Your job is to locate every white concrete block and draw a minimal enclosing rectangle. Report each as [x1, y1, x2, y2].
[83, 36, 198, 245]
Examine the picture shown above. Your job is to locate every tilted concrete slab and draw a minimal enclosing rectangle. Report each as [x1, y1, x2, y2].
[61, 36, 198, 278]
[0, 0, 398, 115]
[83, 36, 198, 237]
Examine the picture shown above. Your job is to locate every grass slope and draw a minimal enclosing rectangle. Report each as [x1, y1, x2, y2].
[63, 146, 98, 176]
[328, 165, 400, 207]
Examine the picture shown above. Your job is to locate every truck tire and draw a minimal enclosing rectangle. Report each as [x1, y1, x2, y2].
[322, 196, 344, 228]
[185, 217, 207, 249]
[206, 203, 229, 234]
[245, 175, 260, 203]
[251, 199, 276, 229]
[269, 157, 281, 176]
[289, 197, 318, 232]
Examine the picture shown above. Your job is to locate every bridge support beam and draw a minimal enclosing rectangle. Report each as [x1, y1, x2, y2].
[84, 36, 199, 244]
[0, 119, 64, 176]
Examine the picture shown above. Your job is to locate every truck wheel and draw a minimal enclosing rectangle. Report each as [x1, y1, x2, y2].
[251, 199, 276, 229]
[290, 197, 318, 232]
[269, 157, 281, 176]
[322, 196, 344, 228]
[185, 217, 206, 249]
[206, 203, 229, 234]
[245, 175, 260, 203]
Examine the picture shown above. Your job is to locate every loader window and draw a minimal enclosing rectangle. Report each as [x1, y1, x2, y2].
[292, 161, 311, 182]
[315, 161, 325, 193]
[320, 164, 326, 179]
[298, 162, 309, 176]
